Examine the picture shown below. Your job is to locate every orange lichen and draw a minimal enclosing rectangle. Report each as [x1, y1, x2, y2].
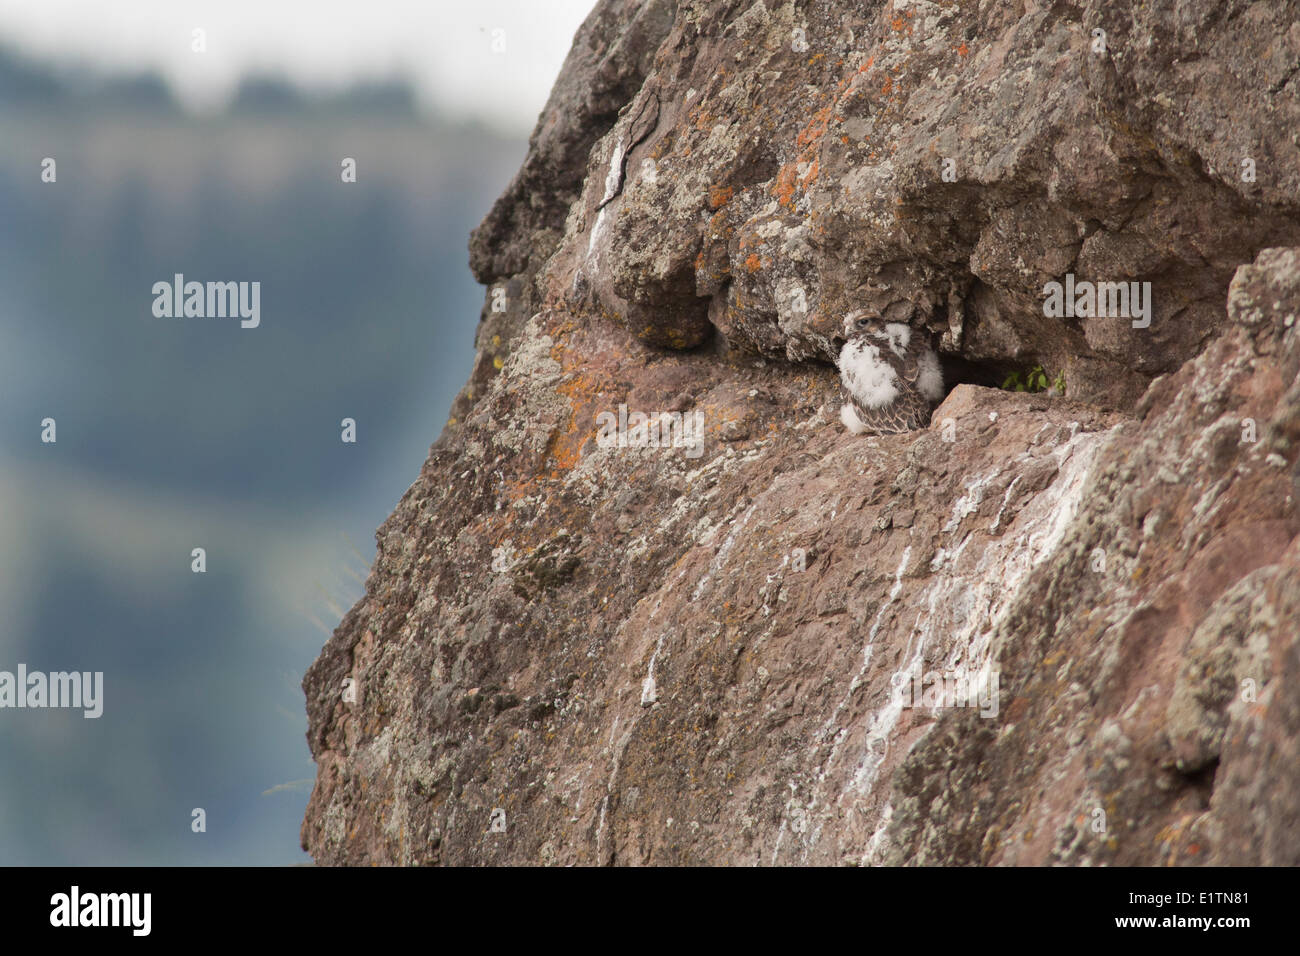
[540, 338, 608, 479]
[744, 253, 762, 273]
[796, 104, 834, 149]
[772, 162, 799, 207]
[708, 184, 735, 209]
[545, 430, 583, 480]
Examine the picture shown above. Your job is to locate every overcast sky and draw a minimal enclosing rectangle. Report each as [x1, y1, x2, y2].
[0, 0, 598, 132]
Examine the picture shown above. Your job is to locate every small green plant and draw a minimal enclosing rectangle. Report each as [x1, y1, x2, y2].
[1001, 365, 1064, 394]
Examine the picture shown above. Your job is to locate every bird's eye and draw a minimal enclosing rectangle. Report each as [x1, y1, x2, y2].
[856, 319, 870, 329]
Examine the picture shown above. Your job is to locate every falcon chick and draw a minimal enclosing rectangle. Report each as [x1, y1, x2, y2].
[838, 311, 944, 435]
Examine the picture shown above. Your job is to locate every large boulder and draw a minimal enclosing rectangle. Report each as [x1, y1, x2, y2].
[301, 0, 1300, 865]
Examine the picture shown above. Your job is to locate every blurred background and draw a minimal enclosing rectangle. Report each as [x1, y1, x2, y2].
[0, 0, 595, 865]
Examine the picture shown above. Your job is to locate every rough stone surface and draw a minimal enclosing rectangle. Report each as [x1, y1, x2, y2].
[302, 0, 1300, 865]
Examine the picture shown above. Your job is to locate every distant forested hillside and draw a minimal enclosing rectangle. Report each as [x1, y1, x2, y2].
[0, 43, 523, 865]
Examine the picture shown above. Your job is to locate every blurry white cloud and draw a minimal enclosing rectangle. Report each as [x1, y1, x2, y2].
[0, 0, 598, 132]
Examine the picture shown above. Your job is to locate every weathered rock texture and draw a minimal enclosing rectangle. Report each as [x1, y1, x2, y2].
[302, 0, 1300, 865]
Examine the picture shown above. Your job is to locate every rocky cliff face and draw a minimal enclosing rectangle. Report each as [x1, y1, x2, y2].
[301, 0, 1300, 865]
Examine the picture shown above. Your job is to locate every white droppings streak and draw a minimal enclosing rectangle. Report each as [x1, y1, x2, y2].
[596, 796, 610, 861]
[777, 546, 915, 862]
[642, 632, 667, 705]
[989, 475, 1023, 532]
[582, 135, 627, 277]
[943, 468, 1001, 533]
[859, 428, 1112, 858]
[816, 545, 913, 773]
[692, 502, 758, 600]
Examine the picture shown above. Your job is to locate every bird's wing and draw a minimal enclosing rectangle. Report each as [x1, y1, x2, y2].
[900, 351, 921, 385]
[897, 384, 933, 429]
[850, 384, 930, 434]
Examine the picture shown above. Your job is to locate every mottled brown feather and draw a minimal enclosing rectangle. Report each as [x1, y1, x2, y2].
[840, 321, 935, 434]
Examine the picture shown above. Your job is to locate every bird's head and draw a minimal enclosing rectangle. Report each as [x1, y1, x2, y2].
[843, 310, 890, 341]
